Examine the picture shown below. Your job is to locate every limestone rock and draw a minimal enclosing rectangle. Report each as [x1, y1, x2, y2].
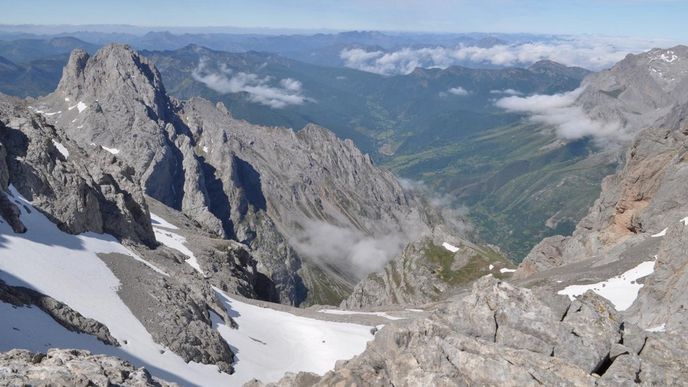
[0, 348, 176, 387]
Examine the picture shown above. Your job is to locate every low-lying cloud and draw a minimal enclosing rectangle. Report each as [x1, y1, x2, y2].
[192, 59, 311, 108]
[290, 220, 410, 280]
[341, 35, 676, 75]
[495, 87, 629, 145]
[290, 179, 474, 280]
[447, 86, 470, 96]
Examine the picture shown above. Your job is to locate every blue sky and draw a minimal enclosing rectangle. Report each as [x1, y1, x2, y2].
[2, 0, 686, 39]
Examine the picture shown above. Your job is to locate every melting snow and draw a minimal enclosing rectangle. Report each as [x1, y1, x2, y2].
[442, 242, 459, 253]
[38, 110, 61, 116]
[488, 264, 494, 270]
[405, 308, 424, 313]
[661, 51, 678, 63]
[216, 290, 374, 384]
[51, 140, 69, 158]
[651, 228, 667, 238]
[557, 258, 657, 311]
[681, 217, 688, 226]
[500, 268, 516, 273]
[100, 146, 120, 155]
[318, 309, 405, 321]
[151, 213, 203, 275]
[646, 323, 666, 333]
[202, 146, 209, 153]
[68, 101, 88, 113]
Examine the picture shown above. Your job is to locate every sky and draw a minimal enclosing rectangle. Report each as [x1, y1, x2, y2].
[1, 0, 686, 40]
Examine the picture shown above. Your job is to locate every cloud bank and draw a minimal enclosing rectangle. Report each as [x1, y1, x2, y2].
[495, 87, 629, 145]
[192, 59, 311, 108]
[340, 36, 675, 75]
[290, 220, 410, 280]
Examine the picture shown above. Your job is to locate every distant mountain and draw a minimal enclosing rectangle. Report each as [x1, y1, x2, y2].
[0, 37, 97, 63]
[0, 54, 68, 97]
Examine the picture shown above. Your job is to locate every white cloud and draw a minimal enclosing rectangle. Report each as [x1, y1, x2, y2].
[340, 35, 677, 75]
[192, 59, 311, 108]
[447, 86, 470, 96]
[290, 220, 409, 280]
[495, 87, 630, 145]
[490, 89, 522, 96]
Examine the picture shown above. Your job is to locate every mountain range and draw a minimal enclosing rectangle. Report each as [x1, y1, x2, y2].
[0, 36, 687, 386]
[0, 36, 602, 261]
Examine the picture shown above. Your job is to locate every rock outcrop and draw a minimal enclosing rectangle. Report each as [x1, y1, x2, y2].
[0, 349, 176, 387]
[253, 277, 688, 386]
[342, 227, 514, 309]
[0, 93, 156, 246]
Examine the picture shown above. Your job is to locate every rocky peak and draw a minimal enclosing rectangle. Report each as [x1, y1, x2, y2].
[56, 44, 169, 121]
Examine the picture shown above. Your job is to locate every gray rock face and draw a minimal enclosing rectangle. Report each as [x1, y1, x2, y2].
[0, 93, 156, 246]
[516, 49, 688, 335]
[37, 44, 437, 305]
[180, 98, 435, 305]
[577, 45, 688, 140]
[0, 348, 176, 387]
[98, 251, 236, 374]
[258, 277, 687, 387]
[0, 91, 238, 373]
[0, 279, 118, 346]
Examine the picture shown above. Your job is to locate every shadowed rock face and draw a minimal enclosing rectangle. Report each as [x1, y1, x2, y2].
[36, 44, 440, 305]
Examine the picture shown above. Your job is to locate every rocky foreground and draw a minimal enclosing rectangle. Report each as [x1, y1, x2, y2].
[0, 349, 176, 387]
[250, 277, 688, 386]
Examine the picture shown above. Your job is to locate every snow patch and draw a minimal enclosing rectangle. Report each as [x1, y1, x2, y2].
[318, 309, 405, 321]
[405, 308, 424, 313]
[651, 228, 667, 238]
[68, 101, 88, 113]
[216, 289, 374, 384]
[488, 264, 494, 270]
[500, 268, 516, 273]
[557, 258, 657, 311]
[100, 145, 120, 155]
[442, 242, 459, 253]
[151, 213, 203, 275]
[646, 323, 666, 333]
[202, 146, 209, 153]
[51, 140, 69, 158]
[680, 216, 688, 226]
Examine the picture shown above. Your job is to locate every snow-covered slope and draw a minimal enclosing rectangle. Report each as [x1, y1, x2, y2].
[0, 187, 375, 386]
[213, 290, 373, 383]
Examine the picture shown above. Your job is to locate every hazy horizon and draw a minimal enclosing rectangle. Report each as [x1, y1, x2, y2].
[1, 0, 686, 40]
